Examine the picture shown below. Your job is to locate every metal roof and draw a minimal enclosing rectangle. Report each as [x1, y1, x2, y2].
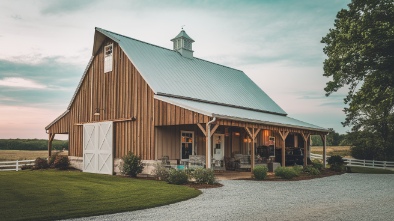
[171, 30, 194, 42]
[95, 27, 287, 116]
[155, 95, 328, 132]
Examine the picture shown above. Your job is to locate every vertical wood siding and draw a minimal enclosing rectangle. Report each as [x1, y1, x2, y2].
[47, 39, 155, 160]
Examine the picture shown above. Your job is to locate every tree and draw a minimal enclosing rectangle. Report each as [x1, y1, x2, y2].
[321, 0, 394, 160]
[311, 129, 344, 146]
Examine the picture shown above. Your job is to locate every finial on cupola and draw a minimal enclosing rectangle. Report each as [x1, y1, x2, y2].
[171, 26, 194, 59]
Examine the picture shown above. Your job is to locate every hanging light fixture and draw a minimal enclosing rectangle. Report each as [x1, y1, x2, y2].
[94, 108, 104, 116]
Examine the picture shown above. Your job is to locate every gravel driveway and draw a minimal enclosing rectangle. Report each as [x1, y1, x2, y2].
[67, 173, 394, 221]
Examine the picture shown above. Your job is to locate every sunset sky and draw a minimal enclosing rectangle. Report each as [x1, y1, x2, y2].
[0, 0, 351, 139]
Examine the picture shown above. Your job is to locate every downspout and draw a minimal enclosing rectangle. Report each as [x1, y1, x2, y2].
[206, 117, 216, 169]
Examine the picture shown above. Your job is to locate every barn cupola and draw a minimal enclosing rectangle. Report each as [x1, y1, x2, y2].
[171, 28, 194, 59]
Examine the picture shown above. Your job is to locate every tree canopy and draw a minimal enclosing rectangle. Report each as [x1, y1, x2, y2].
[321, 0, 394, 160]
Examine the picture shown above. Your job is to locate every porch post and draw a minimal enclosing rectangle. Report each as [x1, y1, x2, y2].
[245, 127, 261, 171]
[321, 134, 327, 168]
[301, 132, 310, 167]
[278, 130, 289, 167]
[48, 133, 55, 158]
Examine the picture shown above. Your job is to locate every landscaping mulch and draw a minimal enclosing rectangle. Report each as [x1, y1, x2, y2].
[240, 169, 343, 181]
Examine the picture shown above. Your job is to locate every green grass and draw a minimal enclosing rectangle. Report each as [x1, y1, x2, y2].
[0, 170, 201, 221]
[347, 166, 394, 174]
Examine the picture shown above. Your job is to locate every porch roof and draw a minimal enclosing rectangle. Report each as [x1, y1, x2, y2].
[155, 95, 329, 133]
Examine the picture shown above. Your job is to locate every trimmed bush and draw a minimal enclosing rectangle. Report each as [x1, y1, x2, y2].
[192, 168, 216, 184]
[303, 165, 321, 175]
[153, 163, 170, 181]
[167, 169, 188, 185]
[312, 159, 324, 171]
[275, 166, 297, 179]
[327, 155, 345, 172]
[252, 166, 268, 180]
[120, 152, 144, 177]
[34, 157, 49, 169]
[53, 156, 70, 170]
[292, 165, 303, 176]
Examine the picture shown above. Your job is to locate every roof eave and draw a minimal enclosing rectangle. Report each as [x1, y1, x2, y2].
[212, 114, 330, 133]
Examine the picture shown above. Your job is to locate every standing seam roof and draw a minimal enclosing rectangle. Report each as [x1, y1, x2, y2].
[95, 27, 287, 116]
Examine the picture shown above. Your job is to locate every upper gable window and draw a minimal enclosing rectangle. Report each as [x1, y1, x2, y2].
[104, 44, 113, 73]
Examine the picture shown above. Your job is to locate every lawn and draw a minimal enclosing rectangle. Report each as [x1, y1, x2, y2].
[0, 170, 201, 221]
[347, 166, 394, 174]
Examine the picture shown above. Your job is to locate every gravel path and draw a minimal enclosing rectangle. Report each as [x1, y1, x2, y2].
[67, 173, 394, 221]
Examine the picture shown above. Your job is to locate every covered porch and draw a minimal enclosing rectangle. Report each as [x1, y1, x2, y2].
[154, 119, 328, 172]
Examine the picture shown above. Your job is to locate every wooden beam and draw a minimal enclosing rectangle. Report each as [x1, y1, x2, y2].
[320, 134, 327, 168]
[251, 128, 255, 171]
[254, 128, 261, 140]
[197, 123, 207, 137]
[278, 130, 289, 141]
[48, 133, 55, 158]
[278, 130, 289, 167]
[301, 132, 310, 167]
[244, 127, 253, 138]
[211, 124, 219, 135]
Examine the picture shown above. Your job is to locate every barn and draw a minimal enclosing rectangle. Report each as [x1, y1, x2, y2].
[45, 27, 329, 175]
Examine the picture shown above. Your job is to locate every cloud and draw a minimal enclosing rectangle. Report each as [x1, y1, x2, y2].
[0, 57, 84, 107]
[11, 14, 22, 20]
[40, 0, 96, 15]
[0, 77, 47, 89]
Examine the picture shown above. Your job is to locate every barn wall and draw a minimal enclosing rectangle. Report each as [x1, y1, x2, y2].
[154, 99, 210, 126]
[155, 125, 206, 160]
[48, 38, 155, 160]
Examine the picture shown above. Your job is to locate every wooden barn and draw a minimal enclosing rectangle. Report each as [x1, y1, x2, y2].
[45, 27, 329, 175]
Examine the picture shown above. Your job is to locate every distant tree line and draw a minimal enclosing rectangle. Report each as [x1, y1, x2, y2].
[0, 139, 68, 151]
[311, 128, 350, 147]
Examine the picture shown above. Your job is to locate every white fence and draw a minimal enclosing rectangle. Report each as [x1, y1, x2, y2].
[344, 158, 394, 170]
[310, 153, 324, 160]
[0, 160, 35, 171]
[310, 153, 394, 171]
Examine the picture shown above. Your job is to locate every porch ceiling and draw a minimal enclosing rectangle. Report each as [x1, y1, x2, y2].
[155, 95, 329, 133]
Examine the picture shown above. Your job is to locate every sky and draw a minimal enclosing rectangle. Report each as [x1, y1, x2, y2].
[0, 0, 352, 140]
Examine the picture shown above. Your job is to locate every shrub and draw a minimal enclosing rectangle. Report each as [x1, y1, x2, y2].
[192, 168, 216, 184]
[34, 157, 49, 169]
[53, 156, 70, 170]
[252, 166, 268, 180]
[312, 159, 324, 171]
[167, 169, 188, 185]
[153, 163, 170, 181]
[48, 153, 59, 167]
[292, 165, 303, 176]
[21, 164, 33, 170]
[120, 152, 144, 177]
[275, 167, 297, 179]
[327, 155, 345, 172]
[303, 165, 321, 175]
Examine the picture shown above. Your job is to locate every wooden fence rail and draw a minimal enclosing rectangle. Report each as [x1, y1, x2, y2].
[0, 160, 35, 171]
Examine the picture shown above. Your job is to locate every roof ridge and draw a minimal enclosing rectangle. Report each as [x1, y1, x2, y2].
[96, 27, 243, 73]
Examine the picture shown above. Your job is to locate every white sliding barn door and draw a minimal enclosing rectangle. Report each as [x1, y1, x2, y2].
[83, 122, 113, 175]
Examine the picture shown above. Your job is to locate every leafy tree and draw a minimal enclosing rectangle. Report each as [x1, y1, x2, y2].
[311, 129, 344, 146]
[321, 0, 394, 160]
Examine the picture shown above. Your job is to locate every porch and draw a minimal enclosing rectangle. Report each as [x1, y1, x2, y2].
[154, 121, 328, 171]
